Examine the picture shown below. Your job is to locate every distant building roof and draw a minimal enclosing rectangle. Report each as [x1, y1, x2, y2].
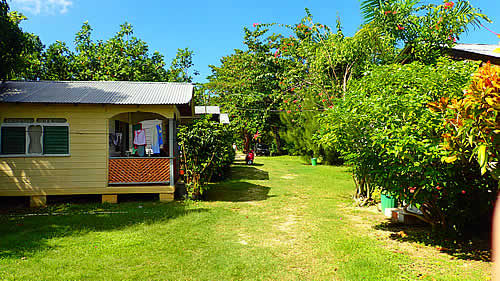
[193, 106, 230, 124]
[0, 81, 194, 105]
[448, 43, 500, 65]
[195, 106, 220, 115]
[219, 113, 230, 124]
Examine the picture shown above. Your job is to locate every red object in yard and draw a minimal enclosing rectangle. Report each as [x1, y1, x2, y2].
[246, 151, 255, 165]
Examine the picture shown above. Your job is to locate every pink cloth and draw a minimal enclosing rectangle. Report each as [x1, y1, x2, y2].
[134, 129, 146, 145]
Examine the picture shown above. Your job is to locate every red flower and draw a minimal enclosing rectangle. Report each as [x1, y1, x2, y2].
[291, 87, 295, 91]
[284, 100, 288, 103]
[409, 187, 416, 193]
[328, 105, 333, 108]
[397, 25, 404, 30]
[322, 99, 326, 102]
[384, 11, 391, 15]
[319, 92, 323, 96]
[293, 100, 298, 103]
[286, 110, 291, 114]
[298, 105, 302, 108]
[461, 190, 466, 194]
[444, 2, 454, 9]
[436, 186, 443, 190]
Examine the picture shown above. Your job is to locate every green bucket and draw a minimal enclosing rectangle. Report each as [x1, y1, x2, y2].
[381, 193, 397, 213]
[311, 158, 317, 166]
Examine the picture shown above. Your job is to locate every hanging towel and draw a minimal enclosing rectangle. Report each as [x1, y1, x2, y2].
[156, 124, 163, 145]
[134, 129, 146, 145]
[152, 127, 160, 154]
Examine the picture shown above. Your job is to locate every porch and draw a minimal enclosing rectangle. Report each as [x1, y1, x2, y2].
[107, 112, 180, 190]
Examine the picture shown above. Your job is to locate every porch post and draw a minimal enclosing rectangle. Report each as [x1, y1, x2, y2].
[169, 118, 175, 186]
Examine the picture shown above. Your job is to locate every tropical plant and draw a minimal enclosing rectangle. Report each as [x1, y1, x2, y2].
[429, 62, 500, 179]
[316, 59, 498, 234]
[362, 0, 490, 64]
[178, 116, 235, 199]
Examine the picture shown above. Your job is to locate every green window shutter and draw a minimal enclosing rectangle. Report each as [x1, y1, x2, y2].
[1, 127, 26, 154]
[43, 126, 69, 154]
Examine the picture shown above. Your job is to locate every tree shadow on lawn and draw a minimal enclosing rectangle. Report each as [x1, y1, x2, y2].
[374, 221, 491, 262]
[0, 201, 208, 259]
[205, 162, 273, 202]
[205, 181, 274, 202]
[230, 165, 269, 180]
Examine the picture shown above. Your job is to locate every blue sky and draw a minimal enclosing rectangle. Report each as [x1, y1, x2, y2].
[10, 0, 500, 83]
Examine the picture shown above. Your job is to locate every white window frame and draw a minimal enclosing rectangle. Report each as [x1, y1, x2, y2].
[0, 122, 71, 157]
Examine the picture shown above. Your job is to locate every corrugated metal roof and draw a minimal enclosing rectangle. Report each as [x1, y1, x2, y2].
[0, 81, 193, 104]
[195, 106, 220, 115]
[451, 44, 500, 58]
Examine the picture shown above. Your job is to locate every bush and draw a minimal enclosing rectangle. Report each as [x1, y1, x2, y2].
[316, 58, 498, 234]
[178, 116, 235, 199]
[429, 62, 499, 179]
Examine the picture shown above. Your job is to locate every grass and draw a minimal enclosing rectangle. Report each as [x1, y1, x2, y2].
[0, 156, 492, 280]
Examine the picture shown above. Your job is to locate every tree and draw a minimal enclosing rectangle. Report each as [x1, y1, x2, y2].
[42, 41, 74, 80]
[363, 0, 490, 63]
[30, 21, 197, 83]
[0, 1, 29, 81]
[274, 12, 392, 162]
[206, 26, 285, 152]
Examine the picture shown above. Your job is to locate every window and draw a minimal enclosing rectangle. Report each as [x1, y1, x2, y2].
[0, 122, 69, 156]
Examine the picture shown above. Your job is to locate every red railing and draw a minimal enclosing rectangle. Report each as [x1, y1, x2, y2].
[108, 157, 172, 185]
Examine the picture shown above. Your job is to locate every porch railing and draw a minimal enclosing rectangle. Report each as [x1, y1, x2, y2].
[108, 157, 173, 185]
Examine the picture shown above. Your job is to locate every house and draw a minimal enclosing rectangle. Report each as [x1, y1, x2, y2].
[447, 43, 500, 65]
[194, 105, 230, 124]
[0, 81, 195, 206]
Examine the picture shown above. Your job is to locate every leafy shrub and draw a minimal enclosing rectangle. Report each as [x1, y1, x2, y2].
[316, 58, 498, 234]
[429, 62, 499, 179]
[178, 116, 235, 199]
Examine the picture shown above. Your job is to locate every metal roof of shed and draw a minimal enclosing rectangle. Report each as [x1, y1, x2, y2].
[451, 44, 500, 58]
[195, 106, 221, 114]
[0, 81, 194, 104]
[447, 43, 500, 65]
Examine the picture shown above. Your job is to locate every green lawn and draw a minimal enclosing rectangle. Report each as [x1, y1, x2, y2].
[0, 156, 491, 280]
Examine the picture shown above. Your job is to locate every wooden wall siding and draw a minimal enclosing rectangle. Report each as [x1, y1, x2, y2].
[0, 103, 177, 196]
[108, 158, 171, 184]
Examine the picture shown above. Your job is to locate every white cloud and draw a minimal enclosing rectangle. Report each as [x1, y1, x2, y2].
[12, 0, 73, 15]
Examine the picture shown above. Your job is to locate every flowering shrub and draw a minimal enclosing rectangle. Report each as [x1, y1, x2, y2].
[315, 59, 498, 233]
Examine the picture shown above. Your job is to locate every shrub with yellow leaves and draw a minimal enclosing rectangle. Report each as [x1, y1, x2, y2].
[429, 62, 499, 179]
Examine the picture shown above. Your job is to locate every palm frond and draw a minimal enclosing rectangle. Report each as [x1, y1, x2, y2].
[360, 0, 385, 23]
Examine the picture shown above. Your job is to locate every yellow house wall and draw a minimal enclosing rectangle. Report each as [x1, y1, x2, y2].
[0, 103, 178, 196]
